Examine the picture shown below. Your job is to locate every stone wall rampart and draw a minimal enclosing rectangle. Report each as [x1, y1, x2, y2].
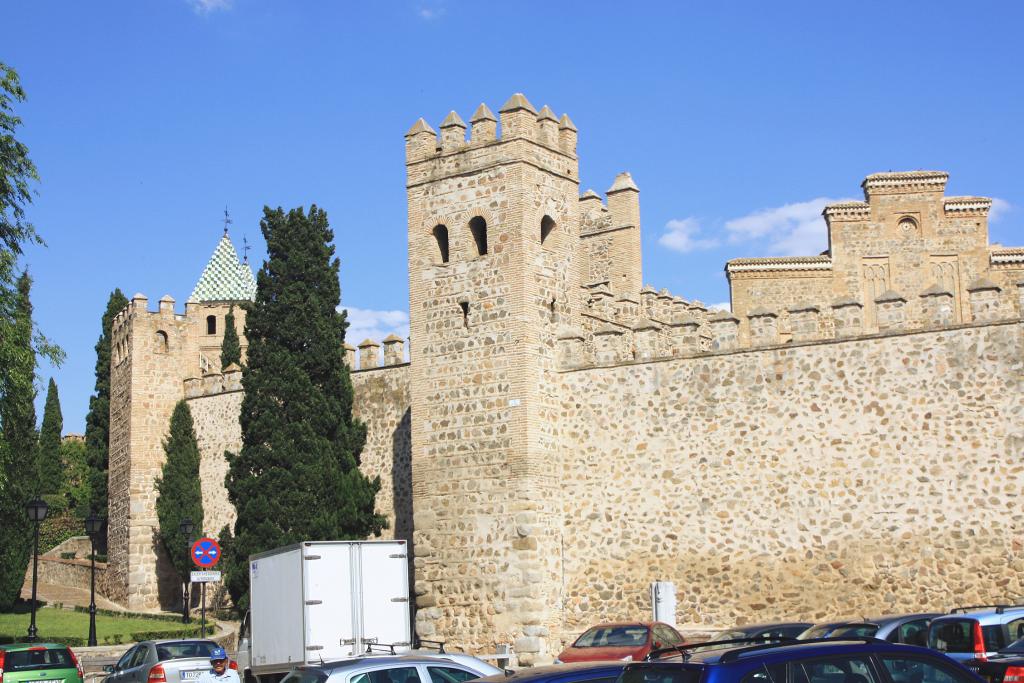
[553, 318, 1024, 640]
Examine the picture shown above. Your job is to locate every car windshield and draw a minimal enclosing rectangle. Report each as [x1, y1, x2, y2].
[4, 648, 74, 671]
[716, 631, 747, 640]
[1002, 638, 1024, 653]
[799, 625, 839, 640]
[575, 626, 650, 647]
[620, 665, 702, 683]
[155, 642, 218, 660]
[830, 625, 879, 638]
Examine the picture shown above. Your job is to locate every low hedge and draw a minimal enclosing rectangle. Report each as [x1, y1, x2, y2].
[0, 624, 214, 647]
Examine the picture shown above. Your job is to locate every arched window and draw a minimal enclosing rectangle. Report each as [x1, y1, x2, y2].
[206, 315, 217, 335]
[155, 330, 169, 353]
[432, 224, 450, 264]
[541, 215, 556, 244]
[469, 216, 487, 256]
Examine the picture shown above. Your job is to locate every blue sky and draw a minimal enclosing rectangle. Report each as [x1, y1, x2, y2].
[6, 0, 1023, 432]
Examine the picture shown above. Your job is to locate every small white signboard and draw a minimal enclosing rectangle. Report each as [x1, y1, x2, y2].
[191, 570, 222, 583]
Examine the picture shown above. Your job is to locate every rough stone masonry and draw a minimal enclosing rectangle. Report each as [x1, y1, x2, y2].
[107, 93, 1024, 664]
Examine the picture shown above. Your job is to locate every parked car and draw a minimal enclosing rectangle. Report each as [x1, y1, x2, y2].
[475, 662, 628, 683]
[277, 654, 500, 683]
[716, 622, 812, 642]
[928, 606, 1024, 665]
[623, 636, 984, 683]
[827, 614, 942, 645]
[103, 639, 227, 683]
[968, 636, 1024, 683]
[555, 622, 686, 663]
[0, 642, 84, 683]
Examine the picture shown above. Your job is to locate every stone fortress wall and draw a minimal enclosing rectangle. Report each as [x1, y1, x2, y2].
[108, 92, 1024, 667]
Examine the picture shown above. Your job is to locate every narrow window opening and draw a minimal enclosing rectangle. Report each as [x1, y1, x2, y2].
[432, 224, 450, 264]
[549, 297, 556, 322]
[155, 330, 169, 353]
[541, 215, 556, 244]
[469, 216, 488, 256]
[206, 315, 217, 335]
[459, 301, 469, 328]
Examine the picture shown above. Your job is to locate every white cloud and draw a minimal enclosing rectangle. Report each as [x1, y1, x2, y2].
[707, 302, 731, 312]
[417, 4, 445, 20]
[658, 217, 720, 253]
[990, 198, 1011, 223]
[724, 197, 852, 257]
[340, 306, 410, 348]
[188, 0, 231, 14]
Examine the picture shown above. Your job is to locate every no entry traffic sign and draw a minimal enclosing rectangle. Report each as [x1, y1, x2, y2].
[191, 537, 221, 568]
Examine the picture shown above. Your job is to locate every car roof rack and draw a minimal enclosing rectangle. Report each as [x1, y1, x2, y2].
[950, 605, 1019, 615]
[365, 642, 403, 655]
[647, 637, 798, 661]
[717, 637, 883, 663]
[414, 638, 447, 654]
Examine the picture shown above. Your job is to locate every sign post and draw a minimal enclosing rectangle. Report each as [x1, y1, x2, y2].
[190, 537, 222, 637]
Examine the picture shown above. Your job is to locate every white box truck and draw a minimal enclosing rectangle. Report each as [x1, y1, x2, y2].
[236, 540, 411, 683]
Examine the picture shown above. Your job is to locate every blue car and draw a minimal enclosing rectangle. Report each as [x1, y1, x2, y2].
[928, 606, 1024, 667]
[475, 662, 628, 683]
[619, 637, 983, 683]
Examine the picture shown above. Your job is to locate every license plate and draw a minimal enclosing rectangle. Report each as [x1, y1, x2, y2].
[181, 672, 205, 680]
[34, 679, 62, 683]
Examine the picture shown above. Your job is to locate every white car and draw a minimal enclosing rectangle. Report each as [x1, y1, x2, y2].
[279, 654, 500, 683]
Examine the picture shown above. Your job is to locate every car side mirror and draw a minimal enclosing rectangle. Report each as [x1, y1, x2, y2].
[104, 666, 115, 673]
[653, 641, 662, 649]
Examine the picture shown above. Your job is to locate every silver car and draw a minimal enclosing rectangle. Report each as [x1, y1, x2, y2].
[104, 640, 224, 683]
[279, 654, 500, 683]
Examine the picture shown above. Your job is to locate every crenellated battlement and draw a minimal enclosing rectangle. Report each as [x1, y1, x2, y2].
[349, 335, 409, 371]
[558, 280, 1024, 371]
[404, 93, 578, 186]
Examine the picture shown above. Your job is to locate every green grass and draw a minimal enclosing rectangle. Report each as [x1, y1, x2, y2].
[0, 606, 212, 647]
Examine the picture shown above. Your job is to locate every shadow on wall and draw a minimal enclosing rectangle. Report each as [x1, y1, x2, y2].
[153, 528, 186, 612]
[392, 408, 414, 627]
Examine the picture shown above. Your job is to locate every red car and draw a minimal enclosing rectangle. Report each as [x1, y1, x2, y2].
[555, 622, 686, 663]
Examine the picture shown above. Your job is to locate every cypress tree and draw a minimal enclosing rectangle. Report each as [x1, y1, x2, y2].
[37, 378, 62, 492]
[220, 305, 241, 370]
[59, 438, 91, 515]
[224, 205, 385, 609]
[84, 289, 128, 519]
[0, 272, 38, 608]
[155, 401, 205, 583]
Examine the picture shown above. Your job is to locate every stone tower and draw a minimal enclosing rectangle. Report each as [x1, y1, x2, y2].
[405, 94, 581, 662]
[107, 232, 254, 609]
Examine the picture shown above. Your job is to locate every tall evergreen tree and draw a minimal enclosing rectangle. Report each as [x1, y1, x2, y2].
[155, 401, 204, 584]
[224, 205, 385, 609]
[59, 438, 91, 515]
[0, 272, 38, 608]
[84, 289, 128, 518]
[220, 305, 241, 370]
[37, 377, 63, 492]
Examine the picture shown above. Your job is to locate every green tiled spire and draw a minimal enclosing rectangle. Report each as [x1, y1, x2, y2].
[190, 233, 257, 302]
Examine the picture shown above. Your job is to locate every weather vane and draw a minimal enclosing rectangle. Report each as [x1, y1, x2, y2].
[222, 207, 233, 235]
[242, 235, 251, 264]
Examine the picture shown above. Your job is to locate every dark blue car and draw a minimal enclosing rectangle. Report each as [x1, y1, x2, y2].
[618, 637, 984, 683]
[475, 662, 627, 683]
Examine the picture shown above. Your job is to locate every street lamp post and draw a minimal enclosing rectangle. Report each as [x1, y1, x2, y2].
[25, 498, 49, 643]
[179, 518, 194, 624]
[84, 511, 104, 647]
